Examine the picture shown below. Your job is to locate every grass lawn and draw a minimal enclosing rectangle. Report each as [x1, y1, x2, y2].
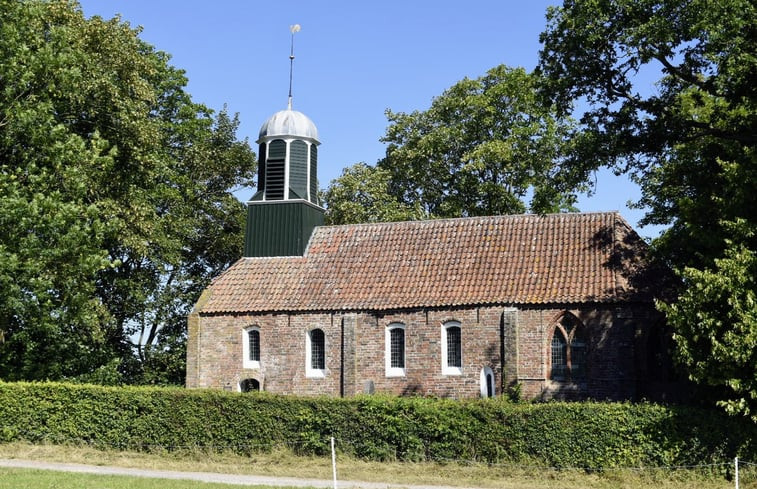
[0, 467, 283, 489]
[0, 442, 751, 489]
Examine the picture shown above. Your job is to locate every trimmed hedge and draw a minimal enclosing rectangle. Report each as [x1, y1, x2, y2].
[1, 381, 755, 470]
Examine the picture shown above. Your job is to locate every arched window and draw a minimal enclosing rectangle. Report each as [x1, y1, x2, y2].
[480, 366, 495, 398]
[242, 326, 260, 369]
[550, 314, 587, 382]
[240, 378, 260, 392]
[306, 328, 326, 378]
[442, 321, 462, 375]
[385, 323, 406, 377]
[551, 333, 567, 380]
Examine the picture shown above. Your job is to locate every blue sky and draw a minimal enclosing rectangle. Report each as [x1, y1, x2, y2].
[77, 1, 663, 239]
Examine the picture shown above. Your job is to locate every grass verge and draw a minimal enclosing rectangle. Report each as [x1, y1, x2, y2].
[0, 442, 748, 489]
[0, 467, 283, 489]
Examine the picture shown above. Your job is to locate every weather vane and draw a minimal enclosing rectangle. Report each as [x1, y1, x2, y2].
[288, 24, 301, 110]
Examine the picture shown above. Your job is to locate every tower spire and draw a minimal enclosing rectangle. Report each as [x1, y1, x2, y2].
[248, 23, 322, 258]
[288, 24, 300, 110]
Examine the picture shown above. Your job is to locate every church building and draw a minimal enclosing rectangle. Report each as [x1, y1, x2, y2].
[185, 100, 675, 401]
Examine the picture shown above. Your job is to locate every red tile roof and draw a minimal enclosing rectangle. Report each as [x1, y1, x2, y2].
[197, 212, 653, 314]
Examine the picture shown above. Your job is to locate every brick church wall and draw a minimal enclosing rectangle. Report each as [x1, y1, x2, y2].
[517, 304, 651, 401]
[350, 308, 501, 398]
[187, 303, 657, 400]
[188, 312, 342, 395]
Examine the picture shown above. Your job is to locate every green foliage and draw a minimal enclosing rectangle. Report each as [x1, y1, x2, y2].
[1, 382, 755, 471]
[0, 1, 256, 384]
[323, 163, 424, 225]
[661, 227, 757, 420]
[506, 382, 522, 403]
[538, 0, 756, 264]
[372, 65, 580, 220]
[538, 0, 757, 417]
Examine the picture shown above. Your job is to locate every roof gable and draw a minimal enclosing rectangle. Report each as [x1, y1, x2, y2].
[197, 212, 654, 314]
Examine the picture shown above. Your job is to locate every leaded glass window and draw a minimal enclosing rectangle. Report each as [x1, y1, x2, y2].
[550, 314, 588, 383]
[386, 323, 406, 377]
[310, 329, 325, 370]
[570, 335, 587, 380]
[551, 332, 567, 380]
[243, 327, 260, 369]
[248, 329, 260, 362]
[390, 327, 405, 369]
[446, 325, 462, 368]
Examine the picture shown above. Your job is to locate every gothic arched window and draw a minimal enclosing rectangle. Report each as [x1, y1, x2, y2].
[550, 314, 587, 382]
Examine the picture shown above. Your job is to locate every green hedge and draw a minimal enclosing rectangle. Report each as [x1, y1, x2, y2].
[1, 381, 755, 470]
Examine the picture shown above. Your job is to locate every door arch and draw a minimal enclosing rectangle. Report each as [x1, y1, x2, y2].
[480, 366, 495, 398]
[240, 378, 260, 392]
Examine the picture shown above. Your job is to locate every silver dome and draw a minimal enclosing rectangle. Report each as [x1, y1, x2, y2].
[258, 109, 319, 143]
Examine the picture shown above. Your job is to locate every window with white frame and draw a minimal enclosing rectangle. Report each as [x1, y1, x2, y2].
[385, 323, 406, 377]
[242, 326, 260, 369]
[441, 321, 462, 375]
[306, 328, 326, 378]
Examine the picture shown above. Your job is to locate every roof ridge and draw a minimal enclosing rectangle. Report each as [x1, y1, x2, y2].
[316, 211, 624, 231]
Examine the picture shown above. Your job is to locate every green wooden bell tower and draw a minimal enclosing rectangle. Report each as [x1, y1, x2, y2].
[244, 26, 324, 257]
[244, 106, 324, 257]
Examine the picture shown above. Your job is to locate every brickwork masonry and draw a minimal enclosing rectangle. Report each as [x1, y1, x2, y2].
[186, 303, 660, 400]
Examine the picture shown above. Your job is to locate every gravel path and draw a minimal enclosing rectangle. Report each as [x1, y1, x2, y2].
[0, 458, 479, 489]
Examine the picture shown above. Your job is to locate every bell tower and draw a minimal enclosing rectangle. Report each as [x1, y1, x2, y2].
[244, 25, 324, 257]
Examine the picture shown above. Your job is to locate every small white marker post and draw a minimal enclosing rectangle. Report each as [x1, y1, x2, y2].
[735, 456, 739, 489]
[331, 436, 338, 489]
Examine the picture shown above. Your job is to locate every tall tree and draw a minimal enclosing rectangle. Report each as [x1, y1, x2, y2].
[0, 0, 255, 384]
[661, 223, 757, 420]
[378, 65, 580, 219]
[538, 0, 756, 416]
